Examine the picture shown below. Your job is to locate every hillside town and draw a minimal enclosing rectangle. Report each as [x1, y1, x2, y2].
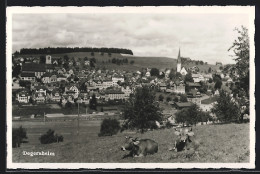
[12, 48, 235, 120]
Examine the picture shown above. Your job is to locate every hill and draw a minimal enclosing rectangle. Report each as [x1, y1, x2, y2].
[17, 52, 221, 72]
[12, 121, 249, 163]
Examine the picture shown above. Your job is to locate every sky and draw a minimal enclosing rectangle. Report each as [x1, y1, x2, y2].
[12, 12, 250, 64]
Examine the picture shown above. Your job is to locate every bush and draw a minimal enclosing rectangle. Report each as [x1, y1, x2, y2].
[39, 129, 64, 144]
[159, 94, 164, 101]
[13, 126, 27, 148]
[99, 118, 121, 136]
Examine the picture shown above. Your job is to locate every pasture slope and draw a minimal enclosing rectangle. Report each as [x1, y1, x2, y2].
[18, 52, 220, 72]
[12, 122, 249, 163]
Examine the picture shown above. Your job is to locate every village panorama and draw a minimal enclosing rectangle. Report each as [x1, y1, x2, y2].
[11, 27, 250, 163]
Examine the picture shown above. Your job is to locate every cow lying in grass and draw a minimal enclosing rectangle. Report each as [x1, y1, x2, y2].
[169, 127, 196, 152]
[121, 136, 158, 158]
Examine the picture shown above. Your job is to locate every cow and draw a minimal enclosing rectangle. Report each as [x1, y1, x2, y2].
[169, 127, 195, 152]
[121, 136, 158, 157]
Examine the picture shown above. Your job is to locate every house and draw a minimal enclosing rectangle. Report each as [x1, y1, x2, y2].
[34, 91, 46, 103]
[34, 86, 47, 96]
[145, 71, 151, 77]
[49, 73, 57, 83]
[174, 81, 185, 94]
[216, 62, 222, 66]
[68, 69, 74, 75]
[57, 74, 67, 82]
[21, 63, 46, 78]
[186, 82, 201, 91]
[159, 83, 167, 91]
[200, 96, 218, 112]
[61, 94, 74, 106]
[50, 89, 61, 102]
[121, 86, 132, 98]
[65, 84, 79, 98]
[203, 74, 212, 81]
[33, 86, 47, 103]
[41, 72, 51, 84]
[192, 74, 205, 83]
[174, 102, 194, 110]
[45, 64, 55, 73]
[78, 92, 90, 104]
[20, 72, 35, 82]
[104, 89, 125, 101]
[112, 75, 124, 86]
[180, 67, 188, 76]
[17, 90, 30, 103]
[52, 60, 59, 65]
[103, 79, 113, 89]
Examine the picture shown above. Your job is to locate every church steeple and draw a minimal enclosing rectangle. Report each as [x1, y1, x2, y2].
[177, 48, 181, 64]
[176, 48, 181, 72]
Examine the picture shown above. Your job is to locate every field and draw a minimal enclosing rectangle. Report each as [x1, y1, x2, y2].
[18, 52, 220, 72]
[12, 120, 250, 163]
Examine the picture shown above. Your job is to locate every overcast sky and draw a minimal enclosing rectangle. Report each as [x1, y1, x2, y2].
[12, 13, 250, 64]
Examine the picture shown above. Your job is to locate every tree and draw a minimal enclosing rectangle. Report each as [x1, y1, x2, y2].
[169, 69, 176, 80]
[211, 90, 240, 123]
[65, 101, 72, 108]
[99, 118, 121, 136]
[166, 96, 172, 102]
[208, 67, 212, 73]
[89, 94, 97, 110]
[173, 96, 179, 102]
[130, 60, 135, 65]
[175, 108, 189, 127]
[64, 55, 69, 62]
[228, 26, 249, 98]
[12, 64, 21, 77]
[184, 72, 193, 83]
[150, 68, 160, 77]
[214, 79, 222, 90]
[122, 86, 163, 133]
[39, 129, 63, 144]
[39, 56, 45, 64]
[12, 126, 27, 148]
[158, 94, 164, 101]
[175, 104, 201, 126]
[19, 80, 31, 89]
[180, 94, 188, 102]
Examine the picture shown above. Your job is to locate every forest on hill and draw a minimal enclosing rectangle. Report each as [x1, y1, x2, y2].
[16, 47, 133, 55]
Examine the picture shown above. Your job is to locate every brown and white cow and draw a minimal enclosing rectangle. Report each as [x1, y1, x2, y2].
[121, 136, 158, 157]
[170, 127, 195, 152]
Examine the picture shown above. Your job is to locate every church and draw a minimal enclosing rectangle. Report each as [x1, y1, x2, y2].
[176, 48, 188, 76]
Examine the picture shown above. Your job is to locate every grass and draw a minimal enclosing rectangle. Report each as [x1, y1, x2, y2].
[12, 121, 250, 163]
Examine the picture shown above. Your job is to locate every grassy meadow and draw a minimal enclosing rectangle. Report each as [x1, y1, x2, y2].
[12, 120, 250, 163]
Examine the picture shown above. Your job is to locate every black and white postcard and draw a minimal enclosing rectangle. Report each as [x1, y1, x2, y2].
[6, 6, 255, 169]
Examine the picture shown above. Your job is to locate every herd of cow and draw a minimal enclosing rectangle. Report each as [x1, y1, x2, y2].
[121, 127, 196, 158]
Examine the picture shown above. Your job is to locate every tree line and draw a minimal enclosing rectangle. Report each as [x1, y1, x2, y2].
[17, 47, 134, 55]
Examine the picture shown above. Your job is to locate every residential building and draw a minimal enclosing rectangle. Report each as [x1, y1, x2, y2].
[21, 63, 46, 78]
[20, 72, 35, 82]
[17, 90, 30, 103]
[65, 84, 79, 98]
[104, 89, 125, 101]
[112, 75, 124, 86]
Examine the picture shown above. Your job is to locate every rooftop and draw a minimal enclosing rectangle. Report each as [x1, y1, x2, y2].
[22, 63, 46, 72]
